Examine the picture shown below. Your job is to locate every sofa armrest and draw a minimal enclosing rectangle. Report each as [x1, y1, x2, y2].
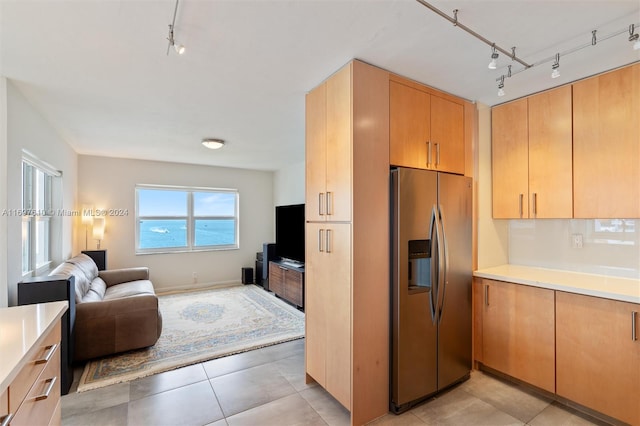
[74, 294, 161, 361]
[99, 267, 150, 287]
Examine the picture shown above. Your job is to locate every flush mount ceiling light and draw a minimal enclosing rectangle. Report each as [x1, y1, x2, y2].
[202, 138, 225, 150]
[166, 0, 185, 55]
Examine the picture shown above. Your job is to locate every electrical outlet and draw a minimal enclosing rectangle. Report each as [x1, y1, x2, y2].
[192, 272, 198, 283]
[571, 234, 583, 249]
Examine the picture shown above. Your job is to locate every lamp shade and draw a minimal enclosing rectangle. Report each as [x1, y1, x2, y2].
[81, 204, 94, 225]
[92, 217, 105, 240]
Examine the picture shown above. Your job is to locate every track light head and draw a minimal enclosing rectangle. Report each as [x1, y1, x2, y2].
[488, 46, 499, 69]
[630, 25, 640, 50]
[497, 76, 505, 97]
[551, 53, 560, 79]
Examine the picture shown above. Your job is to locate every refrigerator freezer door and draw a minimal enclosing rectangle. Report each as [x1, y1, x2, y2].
[391, 168, 438, 408]
[436, 173, 473, 390]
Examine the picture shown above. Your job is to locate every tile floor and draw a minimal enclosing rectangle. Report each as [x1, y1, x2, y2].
[62, 339, 610, 426]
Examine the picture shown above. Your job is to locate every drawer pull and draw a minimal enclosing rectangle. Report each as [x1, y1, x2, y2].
[35, 343, 57, 365]
[633, 311, 638, 341]
[0, 413, 13, 426]
[34, 377, 57, 401]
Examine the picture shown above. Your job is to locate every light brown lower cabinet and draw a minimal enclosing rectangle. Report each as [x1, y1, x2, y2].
[556, 292, 640, 425]
[479, 279, 555, 393]
[7, 323, 62, 426]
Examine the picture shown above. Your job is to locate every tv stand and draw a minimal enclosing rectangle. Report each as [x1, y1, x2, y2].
[269, 260, 304, 310]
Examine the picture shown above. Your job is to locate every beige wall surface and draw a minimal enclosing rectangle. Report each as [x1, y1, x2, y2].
[0, 78, 7, 307]
[78, 155, 274, 292]
[5, 81, 78, 306]
[274, 161, 305, 207]
[476, 103, 508, 269]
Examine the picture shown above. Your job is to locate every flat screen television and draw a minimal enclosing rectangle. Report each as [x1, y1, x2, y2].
[275, 203, 305, 265]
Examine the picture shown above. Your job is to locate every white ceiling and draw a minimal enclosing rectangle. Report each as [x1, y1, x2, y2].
[2, 0, 639, 171]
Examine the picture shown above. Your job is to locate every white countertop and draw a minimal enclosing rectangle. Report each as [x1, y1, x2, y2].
[474, 265, 640, 304]
[0, 301, 68, 392]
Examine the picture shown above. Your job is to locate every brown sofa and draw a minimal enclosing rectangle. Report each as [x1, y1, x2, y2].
[49, 253, 163, 361]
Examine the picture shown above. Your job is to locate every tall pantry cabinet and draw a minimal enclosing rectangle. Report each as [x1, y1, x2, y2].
[305, 60, 390, 425]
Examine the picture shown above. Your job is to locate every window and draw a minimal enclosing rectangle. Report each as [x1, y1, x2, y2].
[22, 158, 58, 276]
[136, 185, 239, 253]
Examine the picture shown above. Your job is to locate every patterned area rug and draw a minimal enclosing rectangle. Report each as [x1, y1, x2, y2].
[77, 284, 305, 392]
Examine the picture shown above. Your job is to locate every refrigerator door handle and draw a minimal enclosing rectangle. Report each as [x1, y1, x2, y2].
[429, 206, 439, 324]
[437, 205, 449, 323]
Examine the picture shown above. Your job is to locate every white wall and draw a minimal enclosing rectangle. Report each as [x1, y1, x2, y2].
[5, 81, 78, 305]
[509, 219, 639, 279]
[273, 161, 305, 207]
[0, 78, 8, 307]
[78, 155, 274, 292]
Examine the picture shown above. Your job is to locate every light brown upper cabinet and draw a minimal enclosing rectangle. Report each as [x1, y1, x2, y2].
[390, 77, 465, 175]
[492, 85, 573, 218]
[305, 65, 352, 222]
[573, 63, 640, 218]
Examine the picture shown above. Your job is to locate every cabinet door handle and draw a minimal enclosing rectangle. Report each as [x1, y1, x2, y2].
[426, 141, 432, 167]
[532, 193, 538, 217]
[519, 194, 524, 218]
[326, 192, 332, 216]
[34, 377, 57, 401]
[35, 343, 57, 365]
[0, 413, 14, 426]
[318, 229, 324, 252]
[633, 311, 638, 341]
[326, 229, 332, 253]
[484, 284, 489, 306]
[318, 193, 325, 216]
[435, 142, 440, 167]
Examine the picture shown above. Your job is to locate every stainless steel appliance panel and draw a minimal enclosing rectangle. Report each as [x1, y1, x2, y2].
[391, 168, 438, 406]
[436, 172, 473, 389]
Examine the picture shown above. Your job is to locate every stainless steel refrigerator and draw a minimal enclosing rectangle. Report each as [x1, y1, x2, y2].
[390, 167, 472, 413]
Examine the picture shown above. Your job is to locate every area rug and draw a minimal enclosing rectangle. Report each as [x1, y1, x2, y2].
[77, 284, 305, 392]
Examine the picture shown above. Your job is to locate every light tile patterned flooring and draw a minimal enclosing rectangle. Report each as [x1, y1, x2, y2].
[62, 338, 610, 426]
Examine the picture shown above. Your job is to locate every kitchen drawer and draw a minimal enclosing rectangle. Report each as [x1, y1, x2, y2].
[8, 325, 60, 414]
[11, 345, 61, 426]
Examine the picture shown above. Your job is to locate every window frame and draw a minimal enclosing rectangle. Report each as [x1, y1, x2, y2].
[21, 154, 59, 277]
[135, 184, 239, 255]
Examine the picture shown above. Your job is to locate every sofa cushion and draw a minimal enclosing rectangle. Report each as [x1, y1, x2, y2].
[82, 277, 107, 303]
[103, 280, 156, 300]
[50, 261, 91, 303]
[66, 253, 99, 282]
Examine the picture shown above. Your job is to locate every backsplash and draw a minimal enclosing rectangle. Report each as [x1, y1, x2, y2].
[509, 219, 639, 279]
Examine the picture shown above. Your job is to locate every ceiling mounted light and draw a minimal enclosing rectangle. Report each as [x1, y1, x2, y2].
[630, 24, 640, 50]
[551, 53, 560, 79]
[202, 139, 225, 150]
[497, 75, 505, 97]
[166, 0, 185, 56]
[488, 45, 499, 69]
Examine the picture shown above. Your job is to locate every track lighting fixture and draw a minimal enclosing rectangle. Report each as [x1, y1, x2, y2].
[551, 53, 560, 79]
[166, 0, 185, 56]
[414, 1, 640, 99]
[488, 45, 499, 69]
[630, 24, 640, 50]
[497, 76, 505, 97]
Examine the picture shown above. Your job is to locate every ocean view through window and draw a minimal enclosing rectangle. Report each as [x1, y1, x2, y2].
[136, 185, 238, 254]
